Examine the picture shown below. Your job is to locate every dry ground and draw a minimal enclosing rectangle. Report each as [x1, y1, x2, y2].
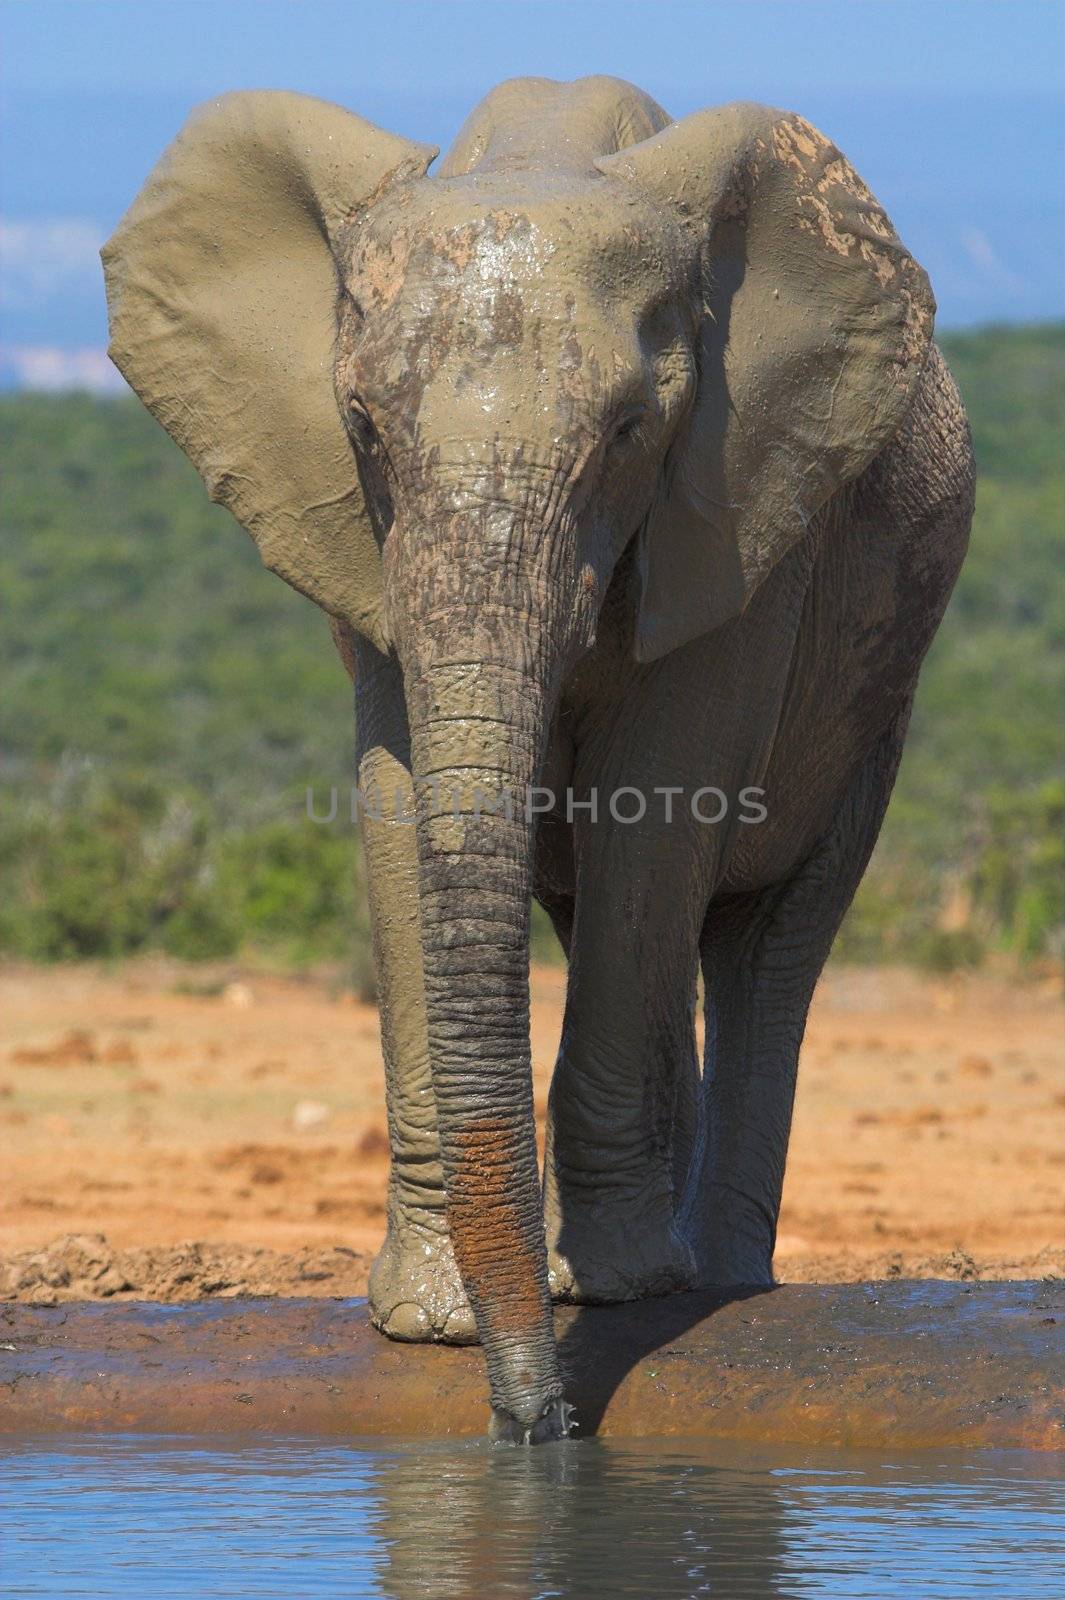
[1, 959, 1061, 1303]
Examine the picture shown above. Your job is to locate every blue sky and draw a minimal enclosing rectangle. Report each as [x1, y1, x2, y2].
[2, 0, 1063, 388]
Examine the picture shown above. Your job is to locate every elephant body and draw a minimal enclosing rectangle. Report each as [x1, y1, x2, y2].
[104, 76, 974, 1440]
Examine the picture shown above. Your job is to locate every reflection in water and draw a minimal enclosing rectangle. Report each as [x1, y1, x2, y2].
[370, 1438, 791, 1598]
[2, 1435, 1063, 1599]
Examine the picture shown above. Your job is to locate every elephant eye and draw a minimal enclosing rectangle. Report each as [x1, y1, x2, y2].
[610, 408, 645, 447]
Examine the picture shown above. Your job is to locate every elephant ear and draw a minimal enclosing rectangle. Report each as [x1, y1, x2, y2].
[101, 92, 436, 648]
[597, 102, 934, 662]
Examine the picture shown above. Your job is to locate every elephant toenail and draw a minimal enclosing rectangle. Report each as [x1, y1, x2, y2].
[383, 1302, 431, 1341]
[441, 1308, 478, 1344]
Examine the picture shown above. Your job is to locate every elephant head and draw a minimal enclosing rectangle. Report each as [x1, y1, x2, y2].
[103, 79, 932, 1440]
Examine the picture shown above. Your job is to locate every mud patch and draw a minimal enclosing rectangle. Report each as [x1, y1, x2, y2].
[2, 1282, 1061, 1449]
[0, 1232, 370, 1306]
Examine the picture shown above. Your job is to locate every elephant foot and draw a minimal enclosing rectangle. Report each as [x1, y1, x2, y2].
[686, 1182, 776, 1290]
[368, 1215, 478, 1344]
[691, 1241, 775, 1291]
[546, 1197, 695, 1304]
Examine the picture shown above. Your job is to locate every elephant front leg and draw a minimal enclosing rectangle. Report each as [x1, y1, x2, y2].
[543, 824, 708, 1305]
[351, 636, 476, 1344]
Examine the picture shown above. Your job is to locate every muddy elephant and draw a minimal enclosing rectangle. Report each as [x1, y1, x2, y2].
[103, 76, 973, 1442]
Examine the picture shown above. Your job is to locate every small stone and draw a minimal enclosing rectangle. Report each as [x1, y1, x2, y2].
[292, 1099, 331, 1132]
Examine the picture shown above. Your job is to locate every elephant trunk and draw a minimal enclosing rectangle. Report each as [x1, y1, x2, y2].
[402, 639, 568, 1440]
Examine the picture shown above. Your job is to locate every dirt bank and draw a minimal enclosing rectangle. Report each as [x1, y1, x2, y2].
[5, 1284, 1061, 1450]
[1, 960, 1061, 1302]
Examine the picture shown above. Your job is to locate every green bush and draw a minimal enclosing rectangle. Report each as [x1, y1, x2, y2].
[216, 822, 358, 961]
[0, 769, 375, 974]
[530, 902, 565, 963]
[908, 926, 987, 974]
[971, 781, 1065, 960]
[160, 886, 240, 960]
[0, 775, 161, 958]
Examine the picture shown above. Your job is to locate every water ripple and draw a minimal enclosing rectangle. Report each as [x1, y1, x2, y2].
[1, 1435, 1062, 1599]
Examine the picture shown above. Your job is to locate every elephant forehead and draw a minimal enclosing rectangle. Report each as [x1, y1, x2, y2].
[355, 305, 635, 447]
[343, 266, 639, 433]
[339, 180, 686, 440]
[350, 209, 553, 312]
[347, 176, 678, 311]
[426, 209, 557, 285]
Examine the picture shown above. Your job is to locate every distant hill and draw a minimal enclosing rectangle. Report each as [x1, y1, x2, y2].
[1, 324, 1062, 969]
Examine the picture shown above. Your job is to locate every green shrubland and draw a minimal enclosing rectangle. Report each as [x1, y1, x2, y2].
[1, 324, 1062, 972]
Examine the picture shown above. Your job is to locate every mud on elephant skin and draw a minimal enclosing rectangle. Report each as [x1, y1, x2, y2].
[103, 75, 973, 1440]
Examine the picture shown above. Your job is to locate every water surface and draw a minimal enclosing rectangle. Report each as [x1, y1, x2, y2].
[2, 1435, 1062, 1598]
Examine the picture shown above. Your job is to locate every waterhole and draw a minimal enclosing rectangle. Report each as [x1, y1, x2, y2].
[2, 1435, 1062, 1598]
